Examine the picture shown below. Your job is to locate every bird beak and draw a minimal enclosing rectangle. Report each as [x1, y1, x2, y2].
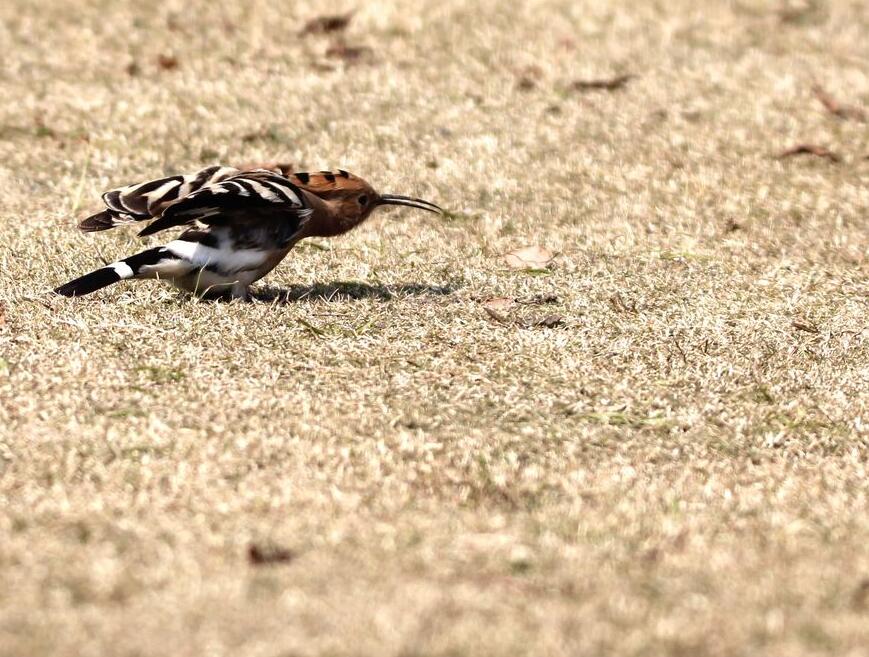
[377, 194, 444, 215]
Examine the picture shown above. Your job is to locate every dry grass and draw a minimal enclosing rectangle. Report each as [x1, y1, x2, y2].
[1, 0, 868, 655]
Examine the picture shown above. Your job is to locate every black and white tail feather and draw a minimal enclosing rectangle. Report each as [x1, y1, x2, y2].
[54, 248, 171, 297]
[56, 166, 313, 299]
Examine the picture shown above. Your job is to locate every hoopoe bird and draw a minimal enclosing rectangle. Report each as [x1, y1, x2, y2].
[54, 165, 444, 299]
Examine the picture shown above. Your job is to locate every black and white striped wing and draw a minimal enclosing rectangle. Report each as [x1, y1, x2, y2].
[136, 170, 313, 241]
[79, 165, 242, 232]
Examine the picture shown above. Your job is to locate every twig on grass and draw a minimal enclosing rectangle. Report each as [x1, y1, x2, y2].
[776, 144, 840, 163]
[572, 74, 634, 92]
[812, 85, 866, 121]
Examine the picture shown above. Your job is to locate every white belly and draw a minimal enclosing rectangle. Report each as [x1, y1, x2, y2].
[136, 231, 293, 297]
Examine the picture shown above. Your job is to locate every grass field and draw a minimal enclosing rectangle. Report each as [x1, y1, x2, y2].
[1, 0, 868, 655]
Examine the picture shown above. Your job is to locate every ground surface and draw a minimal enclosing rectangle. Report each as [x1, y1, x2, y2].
[0, 1, 868, 655]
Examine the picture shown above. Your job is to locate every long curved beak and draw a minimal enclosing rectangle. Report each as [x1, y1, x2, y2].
[378, 194, 444, 215]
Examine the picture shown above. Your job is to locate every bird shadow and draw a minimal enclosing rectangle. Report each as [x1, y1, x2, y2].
[252, 280, 456, 304]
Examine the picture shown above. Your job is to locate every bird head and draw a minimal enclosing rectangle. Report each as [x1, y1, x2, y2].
[289, 170, 443, 234]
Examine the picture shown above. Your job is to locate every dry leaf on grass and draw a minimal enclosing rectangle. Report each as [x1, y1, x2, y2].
[483, 297, 513, 311]
[776, 144, 841, 163]
[248, 543, 296, 566]
[503, 245, 553, 270]
[483, 306, 510, 324]
[572, 74, 633, 92]
[156, 54, 179, 71]
[301, 12, 354, 36]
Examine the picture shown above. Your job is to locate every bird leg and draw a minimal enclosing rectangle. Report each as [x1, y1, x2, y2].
[231, 282, 252, 302]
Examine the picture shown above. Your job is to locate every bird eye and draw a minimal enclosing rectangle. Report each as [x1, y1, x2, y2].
[358, 195, 369, 206]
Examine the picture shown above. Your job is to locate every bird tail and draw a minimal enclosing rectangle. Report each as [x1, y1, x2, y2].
[54, 247, 168, 297]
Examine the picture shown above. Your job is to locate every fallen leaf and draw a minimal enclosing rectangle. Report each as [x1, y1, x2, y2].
[776, 144, 840, 163]
[483, 297, 513, 311]
[248, 543, 296, 566]
[572, 74, 633, 92]
[325, 43, 373, 63]
[812, 85, 866, 121]
[483, 306, 510, 324]
[503, 245, 553, 270]
[301, 12, 354, 35]
[156, 54, 179, 71]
